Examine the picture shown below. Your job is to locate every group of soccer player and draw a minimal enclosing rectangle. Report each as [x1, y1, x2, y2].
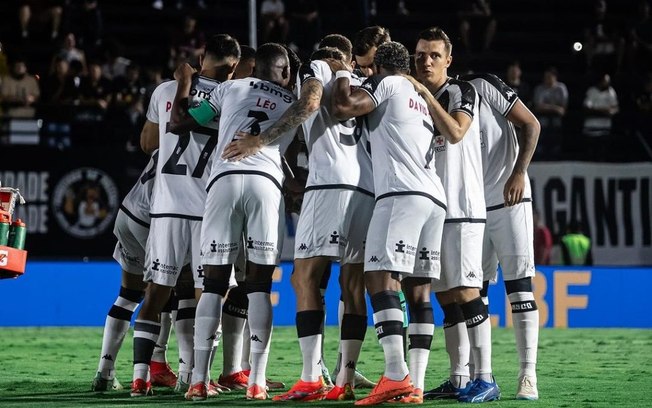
[90, 22, 541, 405]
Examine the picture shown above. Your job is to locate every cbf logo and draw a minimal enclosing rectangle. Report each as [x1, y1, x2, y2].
[52, 167, 118, 239]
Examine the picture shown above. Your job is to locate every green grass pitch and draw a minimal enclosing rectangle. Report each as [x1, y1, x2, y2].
[0, 327, 650, 407]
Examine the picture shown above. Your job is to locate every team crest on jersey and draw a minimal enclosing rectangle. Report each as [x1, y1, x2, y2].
[434, 135, 446, 152]
[51, 167, 119, 239]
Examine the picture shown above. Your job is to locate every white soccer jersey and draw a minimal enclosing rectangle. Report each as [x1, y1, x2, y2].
[461, 73, 532, 209]
[148, 76, 221, 219]
[297, 60, 374, 194]
[205, 77, 296, 190]
[359, 75, 446, 206]
[432, 78, 486, 221]
[120, 150, 158, 227]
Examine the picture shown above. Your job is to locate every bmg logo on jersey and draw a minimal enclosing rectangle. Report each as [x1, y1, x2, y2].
[249, 80, 293, 104]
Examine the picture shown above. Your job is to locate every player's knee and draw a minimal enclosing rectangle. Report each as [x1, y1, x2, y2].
[203, 277, 230, 297]
[505, 277, 532, 294]
[245, 280, 272, 294]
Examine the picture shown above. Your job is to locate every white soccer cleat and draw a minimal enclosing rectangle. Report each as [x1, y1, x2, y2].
[516, 375, 539, 400]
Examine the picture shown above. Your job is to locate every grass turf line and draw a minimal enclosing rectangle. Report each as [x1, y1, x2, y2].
[0, 327, 650, 407]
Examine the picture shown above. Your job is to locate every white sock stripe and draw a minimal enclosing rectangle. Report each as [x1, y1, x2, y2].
[373, 308, 404, 324]
[133, 331, 159, 342]
[508, 291, 535, 303]
[115, 297, 139, 311]
[408, 322, 434, 335]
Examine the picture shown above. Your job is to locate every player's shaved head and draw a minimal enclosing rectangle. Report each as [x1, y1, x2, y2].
[417, 27, 452, 56]
[319, 34, 352, 62]
[311, 47, 345, 62]
[255, 43, 290, 86]
[374, 41, 410, 74]
[204, 33, 241, 61]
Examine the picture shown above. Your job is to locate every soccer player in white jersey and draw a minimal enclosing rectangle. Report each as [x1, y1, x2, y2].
[410, 27, 499, 403]
[129, 34, 241, 398]
[332, 41, 447, 406]
[170, 43, 296, 401]
[459, 72, 540, 400]
[92, 152, 163, 392]
[226, 34, 374, 402]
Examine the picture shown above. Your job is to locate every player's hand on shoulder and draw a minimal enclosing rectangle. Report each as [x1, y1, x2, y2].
[402, 74, 428, 95]
[174, 63, 197, 83]
[323, 58, 352, 73]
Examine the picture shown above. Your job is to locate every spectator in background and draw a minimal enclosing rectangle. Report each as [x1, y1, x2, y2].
[533, 67, 568, 159]
[458, 0, 497, 53]
[260, 0, 289, 44]
[56, 32, 87, 73]
[142, 65, 164, 111]
[168, 14, 205, 71]
[79, 60, 112, 110]
[505, 60, 532, 106]
[288, 0, 321, 60]
[368, 0, 410, 17]
[101, 40, 131, 80]
[233, 45, 256, 79]
[18, 0, 65, 40]
[71, 0, 103, 59]
[0, 56, 40, 118]
[582, 73, 619, 160]
[41, 55, 70, 104]
[109, 64, 145, 147]
[533, 209, 552, 265]
[560, 220, 593, 266]
[583, 0, 624, 74]
[627, 0, 652, 73]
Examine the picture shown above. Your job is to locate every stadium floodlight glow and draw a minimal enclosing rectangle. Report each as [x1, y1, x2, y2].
[573, 42, 583, 52]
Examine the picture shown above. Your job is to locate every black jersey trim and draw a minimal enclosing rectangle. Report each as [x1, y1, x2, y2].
[376, 191, 447, 211]
[486, 197, 533, 212]
[119, 205, 150, 228]
[149, 213, 203, 221]
[304, 184, 374, 197]
[444, 218, 487, 224]
[206, 170, 283, 193]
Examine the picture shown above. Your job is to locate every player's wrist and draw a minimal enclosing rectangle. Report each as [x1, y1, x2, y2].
[335, 70, 352, 80]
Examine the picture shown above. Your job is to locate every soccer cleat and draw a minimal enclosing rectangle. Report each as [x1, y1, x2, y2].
[150, 361, 177, 388]
[174, 377, 191, 393]
[515, 376, 539, 400]
[185, 382, 208, 401]
[423, 379, 470, 400]
[322, 364, 334, 388]
[218, 370, 249, 390]
[241, 368, 285, 390]
[208, 379, 230, 396]
[324, 383, 355, 401]
[130, 379, 153, 397]
[458, 378, 501, 403]
[397, 388, 423, 404]
[246, 383, 268, 400]
[354, 375, 413, 406]
[91, 372, 123, 391]
[272, 377, 327, 401]
[354, 370, 377, 389]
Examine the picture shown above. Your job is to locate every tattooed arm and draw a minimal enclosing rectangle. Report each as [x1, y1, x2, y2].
[221, 79, 323, 161]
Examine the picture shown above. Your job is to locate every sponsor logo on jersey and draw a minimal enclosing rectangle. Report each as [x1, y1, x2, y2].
[151, 258, 178, 274]
[419, 247, 430, 260]
[394, 240, 417, 255]
[51, 167, 119, 239]
[329, 231, 340, 244]
[249, 80, 293, 104]
[395, 240, 406, 253]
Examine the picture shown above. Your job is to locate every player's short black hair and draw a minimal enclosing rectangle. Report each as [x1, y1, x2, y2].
[204, 34, 241, 60]
[353, 26, 391, 56]
[283, 44, 301, 84]
[310, 47, 345, 62]
[319, 34, 352, 61]
[255, 43, 288, 78]
[417, 27, 452, 56]
[374, 41, 410, 73]
[240, 45, 256, 60]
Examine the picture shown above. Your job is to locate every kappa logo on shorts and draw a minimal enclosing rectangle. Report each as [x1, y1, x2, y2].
[298, 243, 308, 251]
[395, 240, 406, 253]
[250, 334, 263, 343]
[466, 271, 477, 279]
[368, 255, 379, 262]
[329, 231, 340, 244]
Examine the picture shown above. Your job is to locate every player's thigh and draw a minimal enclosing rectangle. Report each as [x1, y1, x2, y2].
[341, 190, 375, 266]
[113, 210, 149, 275]
[294, 189, 341, 260]
[433, 222, 485, 293]
[413, 203, 447, 280]
[487, 202, 535, 281]
[201, 176, 245, 266]
[364, 195, 433, 275]
[243, 176, 282, 265]
[482, 226, 499, 282]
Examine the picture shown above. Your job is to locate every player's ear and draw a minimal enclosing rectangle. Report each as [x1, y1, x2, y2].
[198, 53, 205, 67]
[282, 65, 289, 80]
[228, 61, 238, 75]
[445, 55, 452, 69]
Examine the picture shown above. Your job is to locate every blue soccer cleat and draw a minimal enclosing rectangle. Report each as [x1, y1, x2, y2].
[458, 378, 501, 403]
[423, 379, 471, 400]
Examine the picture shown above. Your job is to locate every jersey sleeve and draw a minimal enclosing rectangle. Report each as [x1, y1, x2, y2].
[450, 79, 477, 118]
[188, 82, 226, 126]
[146, 82, 164, 123]
[359, 75, 393, 107]
[299, 60, 330, 86]
[477, 74, 519, 116]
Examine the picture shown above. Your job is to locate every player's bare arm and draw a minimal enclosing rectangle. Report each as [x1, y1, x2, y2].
[503, 100, 541, 206]
[222, 79, 323, 161]
[139, 120, 159, 154]
[168, 63, 200, 134]
[405, 74, 471, 144]
[331, 72, 375, 120]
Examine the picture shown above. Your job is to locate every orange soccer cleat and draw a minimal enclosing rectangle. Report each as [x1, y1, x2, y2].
[354, 375, 413, 406]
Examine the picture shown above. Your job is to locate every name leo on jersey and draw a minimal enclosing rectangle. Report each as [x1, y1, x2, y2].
[256, 97, 277, 110]
[409, 98, 429, 116]
[249, 80, 293, 104]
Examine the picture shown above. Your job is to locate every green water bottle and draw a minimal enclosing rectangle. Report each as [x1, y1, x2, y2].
[0, 220, 9, 246]
[8, 219, 26, 250]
